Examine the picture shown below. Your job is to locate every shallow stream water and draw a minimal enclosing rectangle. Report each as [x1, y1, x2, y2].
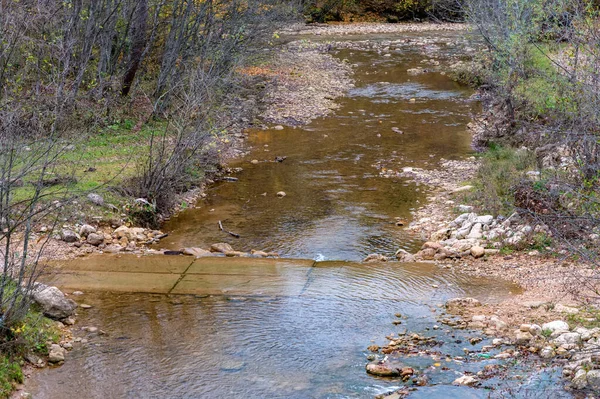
[29, 32, 571, 399]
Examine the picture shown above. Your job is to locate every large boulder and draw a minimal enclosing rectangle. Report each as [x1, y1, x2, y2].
[31, 283, 77, 320]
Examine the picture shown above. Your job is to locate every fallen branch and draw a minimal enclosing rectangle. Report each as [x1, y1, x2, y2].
[218, 220, 240, 238]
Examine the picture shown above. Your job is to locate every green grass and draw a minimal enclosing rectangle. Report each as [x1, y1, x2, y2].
[0, 297, 61, 398]
[10, 119, 168, 216]
[461, 144, 537, 217]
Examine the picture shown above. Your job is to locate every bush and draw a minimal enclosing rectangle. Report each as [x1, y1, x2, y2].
[465, 145, 537, 216]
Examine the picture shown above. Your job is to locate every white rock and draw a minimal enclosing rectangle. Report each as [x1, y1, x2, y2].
[542, 320, 570, 333]
[467, 223, 483, 239]
[453, 375, 478, 386]
[31, 284, 77, 320]
[529, 324, 542, 336]
[475, 215, 494, 225]
[572, 369, 588, 389]
[48, 344, 65, 363]
[553, 332, 581, 349]
[540, 346, 555, 359]
[587, 369, 600, 389]
[79, 224, 96, 237]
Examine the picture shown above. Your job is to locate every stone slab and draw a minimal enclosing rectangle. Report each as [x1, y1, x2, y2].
[50, 254, 193, 274]
[46, 271, 181, 294]
[187, 257, 315, 276]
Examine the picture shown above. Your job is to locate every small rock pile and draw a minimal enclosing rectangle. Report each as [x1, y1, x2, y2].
[60, 224, 167, 252]
[443, 296, 600, 392]
[398, 211, 551, 262]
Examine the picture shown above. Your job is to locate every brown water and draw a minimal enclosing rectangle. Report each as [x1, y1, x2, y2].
[28, 32, 570, 399]
[160, 32, 477, 261]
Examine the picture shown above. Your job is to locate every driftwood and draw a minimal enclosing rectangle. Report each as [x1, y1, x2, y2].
[218, 220, 240, 238]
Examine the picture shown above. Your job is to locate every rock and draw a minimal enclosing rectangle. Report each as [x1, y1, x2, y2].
[542, 320, 570, 333]
[529, 324, 542, 336]
[79, 224, 96, 237]
[367, 345, 380, 352]
[113, 226, 133, 240]
[422, 241, 442, 251]
[407, 67, 426, 75]
[210, 243, 234, 253]
[395, 249, 415, 262]
[540, 346, 555, 359]
[445, 297, 481, 311]
[415, 248, 437, 260]
[554, 304, 579, 314]
[587, 369, 600, 389]
[273, 125, 284, 130]
[553, 332, 581, 349]
[276, 191, 286, 198]
[470, 246, 485, 258]
[571, 369, 588, 389]
[87, 193, 104, 206]
[472, 315, 486, 322]
[61, 229, 80, 243]
[514, 330, 533, 345]
[475, 215, 494, 225]
[452, 239, 479, 252]
[63, 317, 75, 326]
[467, 223, 483, 239]
[453, 375, 478, 386]
[366, 362, 400, 377]
[86, 233, 104, 246]
[48, 344, 65, 363]
[31, 284, 77, 320]
[489, 316, 508, 330]
[519, 324, 531, 332]
[181, 247, 213, 258]
[363, 254, 388, 262]
[430, 228, 451, 241]
[250, 160, 259, 165]
[80, 304, 92, 309]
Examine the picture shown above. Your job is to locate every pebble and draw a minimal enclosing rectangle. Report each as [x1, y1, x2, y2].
[80, 304, 92, 309]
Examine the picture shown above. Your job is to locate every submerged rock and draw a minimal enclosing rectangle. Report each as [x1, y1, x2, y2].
[365, 362, 401, 377]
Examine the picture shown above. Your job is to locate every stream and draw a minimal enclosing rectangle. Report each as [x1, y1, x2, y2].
[28, 31, 569, 399]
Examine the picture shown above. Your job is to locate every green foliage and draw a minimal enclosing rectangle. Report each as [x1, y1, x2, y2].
[466, 144, 537, 216]
[0, 357, 23, 398]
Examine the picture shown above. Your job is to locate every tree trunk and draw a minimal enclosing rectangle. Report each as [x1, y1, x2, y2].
[121, 0, 148, 97]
